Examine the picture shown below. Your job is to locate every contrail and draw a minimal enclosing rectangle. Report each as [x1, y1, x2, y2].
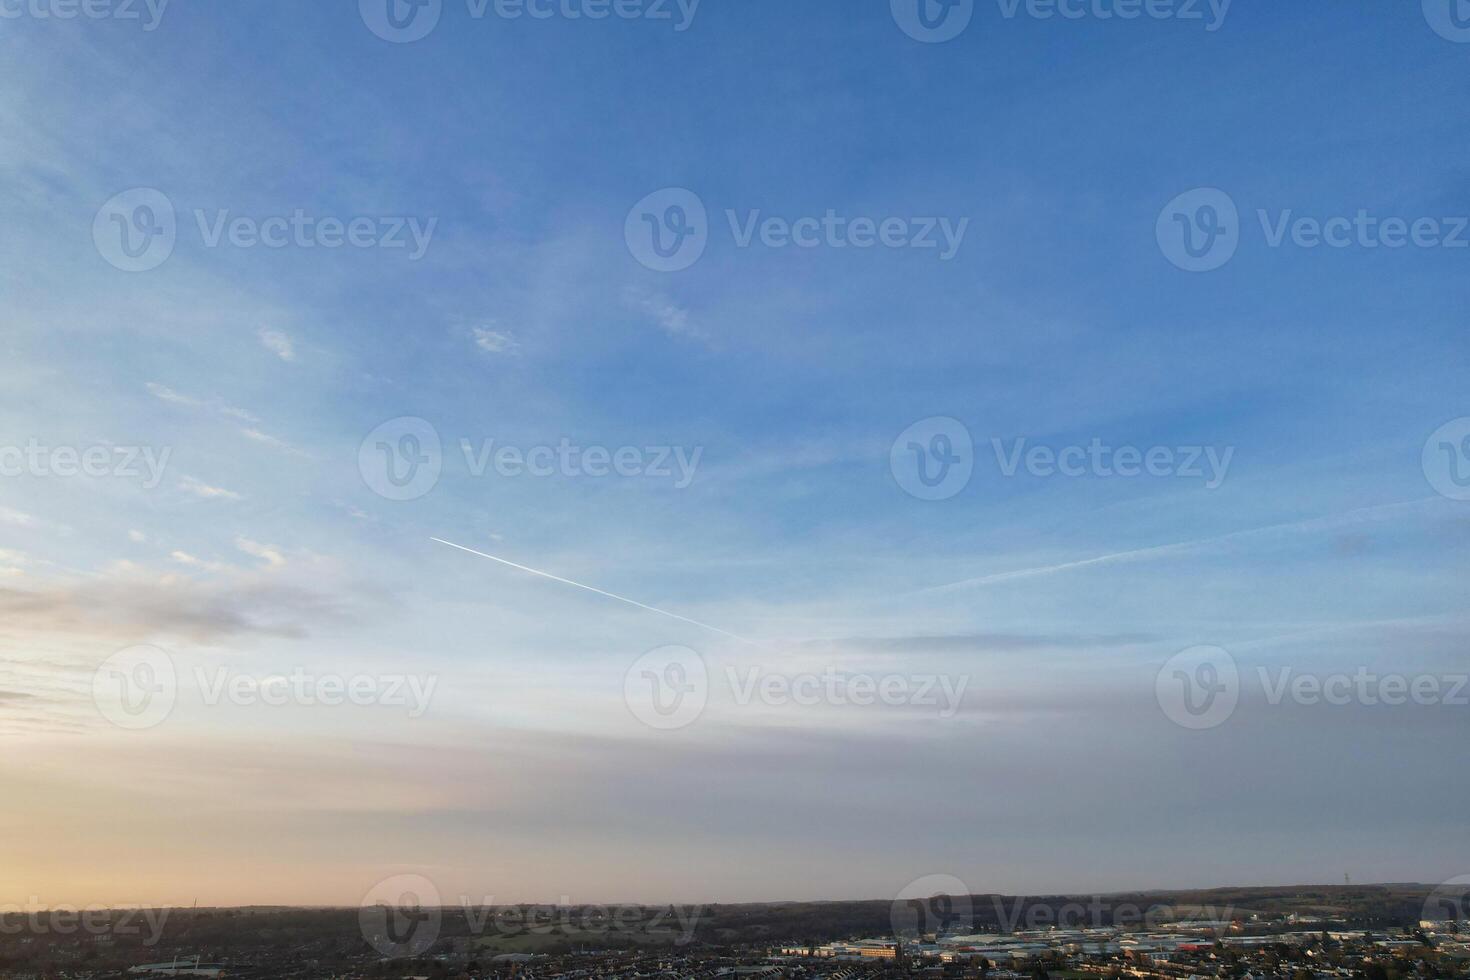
[430, 537, 762, 646]
[910, 497, 1441, 596]
[912, 538, 1197, 593]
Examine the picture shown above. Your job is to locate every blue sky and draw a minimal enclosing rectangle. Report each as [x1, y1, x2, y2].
[1, 0, 1468, 907]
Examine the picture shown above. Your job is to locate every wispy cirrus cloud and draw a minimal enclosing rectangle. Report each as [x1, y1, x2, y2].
[145, 382, 259, 423]
[239, 427, 307, 457]
[0, 572, 348, 643]
[472, 325, 518, 355]
[914, 498, 1448, 595]
[178, 475, 242, 501]
[624, 286, 701, 342]
[235, 537, 286, 568]
[258, 328, 296, 362]
[823, 631, 1162, 654]
[0, 506, 37, 528]
[169, 550, 227, 572]
[146, 382, 304, 455]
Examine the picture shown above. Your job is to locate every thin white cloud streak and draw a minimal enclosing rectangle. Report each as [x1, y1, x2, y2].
[238, 426, 308, 457]
[258, 328, 295, 362]
[235, 537, 286, 568]
[169, 550, 224, 572]
[1228, 612, 1470, 654]
[430, 537, 764, 647]
[145, 382, 261, 425]
[472, 326, 517, 354]
[0, 506, 38, 527]
[912, 498, 1444, 596]
[178, 476, 242, 501]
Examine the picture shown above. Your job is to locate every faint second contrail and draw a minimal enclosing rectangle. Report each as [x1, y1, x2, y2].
[908, 497, 1441, 596]
[430, 537, 762, 647]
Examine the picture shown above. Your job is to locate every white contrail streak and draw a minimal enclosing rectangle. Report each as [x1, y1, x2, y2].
[430, 537, 761, 646]
[911, 497, 1441, 596]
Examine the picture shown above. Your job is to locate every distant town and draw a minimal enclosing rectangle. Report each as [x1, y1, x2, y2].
[1, 883, 1466, 980]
